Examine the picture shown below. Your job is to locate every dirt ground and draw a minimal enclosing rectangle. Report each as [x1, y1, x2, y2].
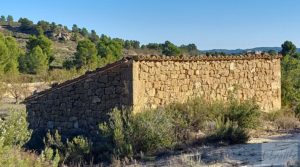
[132, 132, 300, 167]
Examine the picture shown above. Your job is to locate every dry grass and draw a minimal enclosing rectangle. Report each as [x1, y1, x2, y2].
[0, 146, 52, 167]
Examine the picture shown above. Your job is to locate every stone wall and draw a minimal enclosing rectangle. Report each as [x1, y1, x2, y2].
[132, 56, 281, 112]
[26, 59, 133, 144]
[25, 54, 281, 146]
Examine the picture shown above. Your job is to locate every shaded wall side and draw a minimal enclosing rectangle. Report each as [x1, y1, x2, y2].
[26, 61, 133, 143]
[133, 58, 281, 112]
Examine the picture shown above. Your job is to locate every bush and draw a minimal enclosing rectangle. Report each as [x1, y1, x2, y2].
[0, 109, 55, 167]
[99, 108, 133, 158]
[208, 118, 249, 144]
[164, 98, 260, 142]
[164, 98, 225, 141]
[99, 108, 176, 158]
[131, 109, 176, 153]
[263, 108, 300, 130]
[41, 147, 60, 167]
[275, 117, 300, 130]
[98, 98, 261, 159]
[66, 136, 92, 164]
[225, 100, 261, 129]
[44, 131, 92, 165]
[0, 109, 32, 147]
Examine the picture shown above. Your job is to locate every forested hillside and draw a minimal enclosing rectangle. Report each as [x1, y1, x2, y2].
[0, 15, 200, 75]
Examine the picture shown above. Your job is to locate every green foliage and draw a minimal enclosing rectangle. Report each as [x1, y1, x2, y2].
[7, 15, 13, 25]
[20, 34, 53, 74]
[143, 43, 162, 51]
[0, 109, 32, 147]
[0, 146, 53, 167]
[44, 130, 65, 154]
[0, 15, 5, 24]
[44, 131, 92, 165]
[35, 26, 45, 36]
[131, 109, 175, 153]
[164, 98, 223, 141]
[99, 109, 133, 158]
[179, 44, 200, 55]
[268, 50, 278, 55]
[0, 109, 55, 167]
[20, 46, 48, 74]
[225, 100, 260, 129]
[208, 118, 249, 144]
[97, 35, 123, 62]
[99, 98, 260, 158]
[37, 20, 51, 33]
[73, 39, 98, 70]
[281, 55, 300, 106]
[41, 147, 60, 167]
[165, 98, 260, 141]
[162, 41, 181, 56]
[18, 18, 34, 31]
[100, 108, 176, 157]
[0, 33, 21, 75]
[26, 35, 53, 61]
[80, 27, 89, 37]
[72, 24, 79, 33]
[281, 41, 297, 56]
[89, 30, 99, 43]
[66, 136, 91, 163]
[124, 40, 140, 49]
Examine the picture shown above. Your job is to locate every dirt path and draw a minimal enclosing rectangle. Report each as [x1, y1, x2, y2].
[137, 133, 300, 166]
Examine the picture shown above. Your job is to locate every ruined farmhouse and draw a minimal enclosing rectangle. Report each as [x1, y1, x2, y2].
[25, 54, 281, 142]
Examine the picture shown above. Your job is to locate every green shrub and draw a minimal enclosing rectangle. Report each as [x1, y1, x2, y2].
[44, 131, 92, 165]
[99, 108, 133, 158]
[100, 108, 176, 157]
[225, 100, 261, 129]
[0, 110, 55, 167]
[164, 98, 260, 142]
[66, 136, 92, 164]
[41, 147, 60, 167]
[0, 109, 32, 147]
[131, 109, 176, 154]
[99, 98, 261, 158]
[44, 130, 65, 154]
[208, 117, 249, 144]
[164, 98, 224, 141]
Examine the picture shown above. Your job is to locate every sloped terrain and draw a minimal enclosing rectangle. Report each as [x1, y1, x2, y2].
[0, 25, 77, 67]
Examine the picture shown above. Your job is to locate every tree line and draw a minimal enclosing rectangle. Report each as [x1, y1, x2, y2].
[0, 15, 202, 76]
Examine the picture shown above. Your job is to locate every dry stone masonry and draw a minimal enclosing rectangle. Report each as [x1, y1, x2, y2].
[25, 54, 281, 143]
[132, 54, 281, 112]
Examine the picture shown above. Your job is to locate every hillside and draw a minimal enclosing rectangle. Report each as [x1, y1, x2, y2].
[0, 18, 201, 68]
[0, 24, 76, 67]
[0, 17, 289, 68]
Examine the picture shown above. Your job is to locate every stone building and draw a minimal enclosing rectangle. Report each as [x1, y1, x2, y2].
[25, 54, 281, 143]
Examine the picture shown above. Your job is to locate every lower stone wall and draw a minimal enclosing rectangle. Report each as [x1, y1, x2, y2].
[133, 58, 281, 112]
[26, 61, 133, 144]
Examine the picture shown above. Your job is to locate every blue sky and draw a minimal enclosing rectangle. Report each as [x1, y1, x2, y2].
[1, 0, 300, 50]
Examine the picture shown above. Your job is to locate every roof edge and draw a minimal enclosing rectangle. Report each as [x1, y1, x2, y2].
[25, 57, 131, 102]
[131, 53, 282, 61]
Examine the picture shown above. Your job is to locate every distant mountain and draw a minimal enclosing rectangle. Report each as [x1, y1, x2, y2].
[204, 47, 300, 54]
